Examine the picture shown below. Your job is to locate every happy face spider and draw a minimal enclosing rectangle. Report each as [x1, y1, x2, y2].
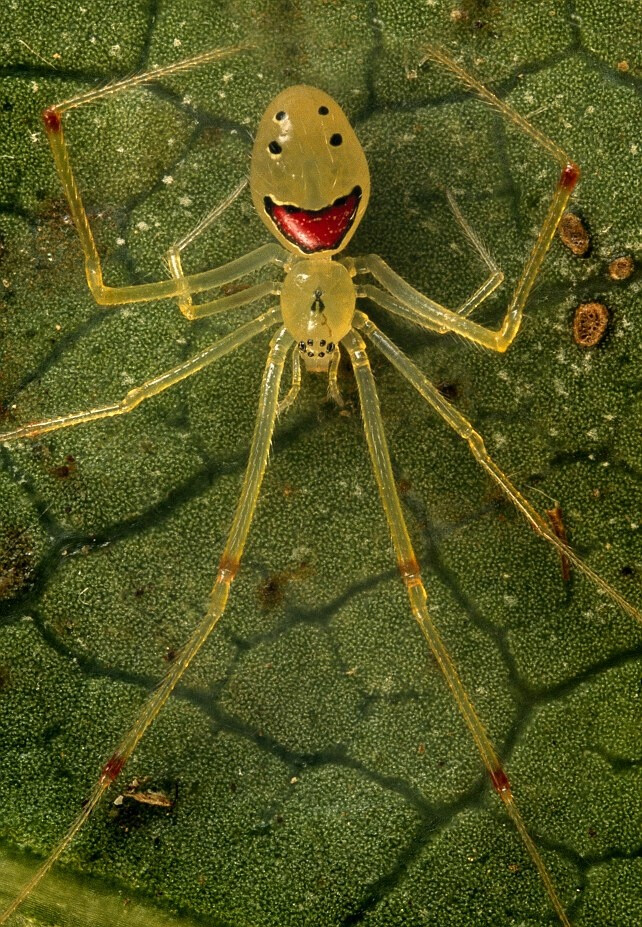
[0, 44, 640, 927]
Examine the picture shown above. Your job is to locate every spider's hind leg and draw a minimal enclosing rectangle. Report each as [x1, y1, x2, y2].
[0, 326, 293, 926]
[342, 326, 573, 927]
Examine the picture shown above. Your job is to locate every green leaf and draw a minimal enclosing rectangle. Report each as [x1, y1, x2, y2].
[1, 3, 641, 927]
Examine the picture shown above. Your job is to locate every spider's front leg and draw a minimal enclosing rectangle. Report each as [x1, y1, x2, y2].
[42, 44, 287, 309]
[355, 48, 579, 352]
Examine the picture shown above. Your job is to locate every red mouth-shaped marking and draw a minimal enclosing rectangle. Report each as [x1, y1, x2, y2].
[264, 186, 361, 253]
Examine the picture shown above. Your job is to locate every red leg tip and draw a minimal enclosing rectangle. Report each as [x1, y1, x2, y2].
[490, 765, 511, 795]
[42, 108, 62, 132]
[560, 162, 580, 191]
[101, 753, 126, 782]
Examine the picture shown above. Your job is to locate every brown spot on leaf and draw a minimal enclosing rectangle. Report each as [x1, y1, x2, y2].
[0, 527, 36, 599]
[258, 561, 313, 610]
[608, 255, 634, 280]
[437, 381, 460, 401]
[559, 211, 590, 256]
[573, 302, 609, 347]
[51, 453, 76, 480]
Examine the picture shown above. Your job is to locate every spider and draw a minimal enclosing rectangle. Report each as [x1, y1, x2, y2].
[0, 43, 639, 927]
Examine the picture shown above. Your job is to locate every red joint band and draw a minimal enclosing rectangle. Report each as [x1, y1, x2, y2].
[397, 556, 421, 583]
[42, 108, 62, 133]
[218, 553, 239, 580]
[560, 162, 580, 191]
[101, 753, 126, 782]
[490, 766, 511, 795]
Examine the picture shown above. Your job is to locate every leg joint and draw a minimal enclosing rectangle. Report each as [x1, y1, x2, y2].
[398, 556, 422, 586]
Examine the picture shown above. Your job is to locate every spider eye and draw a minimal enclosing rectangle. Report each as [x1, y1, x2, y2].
[329, 133, 342, 147]
[275, 110, 286, 121]
[268, 141, 282, 155]
[318, 105, 329, 115]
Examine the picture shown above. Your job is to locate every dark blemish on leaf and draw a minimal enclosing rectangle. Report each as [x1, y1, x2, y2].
[559, 211, 590, 256]
[620, 565, 635, 578]
[119, 776, 174, 810]
[163, 647, 178, 663]
[0, 665, 11, 691]
[258, 562, 313, 611]
[437, 381, 459, 401]
[2, 101, 13, 112]
[397, 479, 412, 496]
[608, 255, 634, 280]
[0, 527, 36, 600]
[546, 506, 571, 582]
[573, 301, 609, 347]
[51, 453, 76, 480]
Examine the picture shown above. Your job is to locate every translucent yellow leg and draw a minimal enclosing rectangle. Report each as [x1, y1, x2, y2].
[42, 44, 288, 306]
[0, 307, 280, 442]
[356, 48, 579, 352]
[327, 346, 344, 406]
[0, 326, 293, 926]
[342, 327, 572, 927]
[277, 348, 302, 415]
[354, 310, 642, 628]
[165, 178, 283, 321]
[445, 190, 504, 318]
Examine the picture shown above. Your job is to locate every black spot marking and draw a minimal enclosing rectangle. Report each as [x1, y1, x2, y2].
[318, 105, 329, 115]
[268, 141, 282, 155]
[275, 111, 286, 121]
[329, 133, 342, 147]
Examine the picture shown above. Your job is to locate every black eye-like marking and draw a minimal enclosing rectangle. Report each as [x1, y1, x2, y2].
[329, 133, 342, 147]
[268, 140, 282, 155]
[275, 110, 286, 121]
[318, 105, 329, 115]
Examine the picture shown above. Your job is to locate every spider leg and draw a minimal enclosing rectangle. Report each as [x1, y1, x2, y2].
[354, 310, 642, 627]
[277, 348, 302, 416]
[445, 190, 504, 318]
[327, 345, 344, 407]
[0, 326, 293, 926]
[0, 307, 280, 442]
[353, 48, 579, 351]
[342, 327, 572, 927]
[166, 179, 264, 320]
[42, 45, 288, 307]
